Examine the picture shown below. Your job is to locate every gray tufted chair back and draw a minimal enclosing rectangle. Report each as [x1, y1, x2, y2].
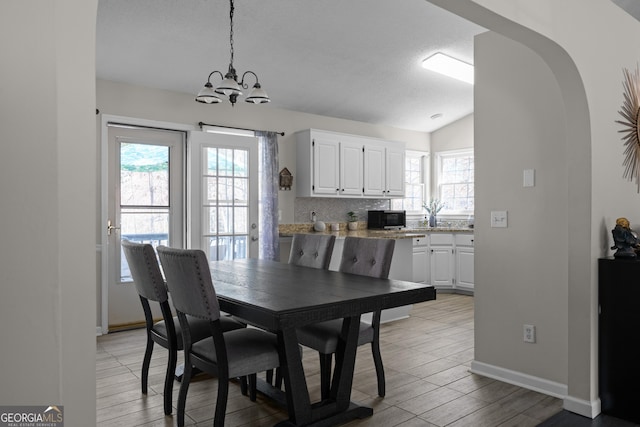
[288, 234, 336, 269]
[157, 246, 221, 322]
[339, 237, 395, 279]
[122, 240, 168, 303]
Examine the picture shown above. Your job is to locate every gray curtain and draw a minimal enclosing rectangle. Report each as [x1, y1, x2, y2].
[256, 131, 280, 260]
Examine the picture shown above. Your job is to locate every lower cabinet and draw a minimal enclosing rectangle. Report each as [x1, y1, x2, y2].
[412, 237, 429, 283]
[412, 232, 474, 293]
[599, 257, 640, 423]
[455, 234, 475, 292]
[429, 233, 455, 290]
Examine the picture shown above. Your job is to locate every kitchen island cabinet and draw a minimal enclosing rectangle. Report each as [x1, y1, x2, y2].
[280, 226, 475, 303]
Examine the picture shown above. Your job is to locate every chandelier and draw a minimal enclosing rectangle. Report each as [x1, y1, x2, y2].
[195, 0, 270, 106]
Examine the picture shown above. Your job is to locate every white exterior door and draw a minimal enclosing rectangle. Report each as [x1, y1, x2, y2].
[189, 131, 259, 260]
[105, 125, 185, 329]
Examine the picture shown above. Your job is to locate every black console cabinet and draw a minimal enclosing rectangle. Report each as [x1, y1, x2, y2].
[599, 257, 640, 423]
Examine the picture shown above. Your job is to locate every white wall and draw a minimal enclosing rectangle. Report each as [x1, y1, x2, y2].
[429, 0, 640, 417]
[430, 114, 474, 153]
[0, 1, 97, 425]
[474, 30, 569, 384]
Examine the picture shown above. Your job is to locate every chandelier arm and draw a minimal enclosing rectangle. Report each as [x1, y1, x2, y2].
[239, 70, 259, 89]
[207, 70, 225, 83]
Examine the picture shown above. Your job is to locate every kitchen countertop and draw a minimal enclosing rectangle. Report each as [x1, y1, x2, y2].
[279, 223, 473, 240]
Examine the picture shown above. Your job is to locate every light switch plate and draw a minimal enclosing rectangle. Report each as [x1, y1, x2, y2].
[491, 211, 508, 228]
[523, 169, 535, 187]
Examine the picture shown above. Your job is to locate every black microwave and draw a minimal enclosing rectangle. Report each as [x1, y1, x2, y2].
[367, 210, 406, 229]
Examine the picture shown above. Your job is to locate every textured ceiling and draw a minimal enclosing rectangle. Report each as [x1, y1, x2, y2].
[96, 0, 486, 133]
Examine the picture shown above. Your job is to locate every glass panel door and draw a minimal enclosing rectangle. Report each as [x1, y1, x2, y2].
[189, 131, 259, 260]
[105, 125, 184, 329]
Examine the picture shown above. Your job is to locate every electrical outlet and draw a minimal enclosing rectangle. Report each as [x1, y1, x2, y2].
[310, 211, 317, 222]
[523, 324, 536, 343]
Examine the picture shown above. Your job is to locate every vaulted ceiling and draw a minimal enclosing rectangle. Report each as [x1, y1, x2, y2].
[96, 0, 486, 133]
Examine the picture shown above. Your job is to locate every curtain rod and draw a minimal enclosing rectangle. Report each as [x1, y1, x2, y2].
[198, 122, 285, 136]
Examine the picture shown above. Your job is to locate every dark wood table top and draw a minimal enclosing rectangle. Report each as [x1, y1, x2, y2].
[210, 258, 436, 330]
[208, 258, 436, 426]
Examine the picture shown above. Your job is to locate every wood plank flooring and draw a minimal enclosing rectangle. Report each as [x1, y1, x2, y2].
[96, 294, 565, 426]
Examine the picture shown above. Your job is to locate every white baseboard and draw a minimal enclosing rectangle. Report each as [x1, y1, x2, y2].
[470, 360, 601, 419]
[564, 395, 601, 419]
[96, 326, 103, 336]
[470, 360, 567, 398]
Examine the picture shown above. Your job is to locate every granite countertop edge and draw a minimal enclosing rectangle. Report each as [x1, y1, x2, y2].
[279, 224, 474, 240]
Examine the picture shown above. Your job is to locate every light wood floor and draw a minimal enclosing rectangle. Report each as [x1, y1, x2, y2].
[96, 294, 563, 426]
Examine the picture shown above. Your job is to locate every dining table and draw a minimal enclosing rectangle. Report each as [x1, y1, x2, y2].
[209, 258, 436, 426]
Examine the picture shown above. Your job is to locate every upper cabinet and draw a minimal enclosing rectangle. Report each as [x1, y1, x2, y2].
[296, 129, 405, 198]
[363, 144, 405, 197]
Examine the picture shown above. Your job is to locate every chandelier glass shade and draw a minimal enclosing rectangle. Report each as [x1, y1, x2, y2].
[195, 0, 270, 106]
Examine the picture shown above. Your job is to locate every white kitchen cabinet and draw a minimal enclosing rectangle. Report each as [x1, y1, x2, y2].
[311, 136, 340, 195]
[430, 233, 455, 290]
[363, 144, 405, 198]
[455, 233, 475, 292]
[296, 129, 404, 198]
[385, 145, 405, 197]
[363, 144, 385, 197]
[339, 141, 364, 196]
[412, 237, 429, 284]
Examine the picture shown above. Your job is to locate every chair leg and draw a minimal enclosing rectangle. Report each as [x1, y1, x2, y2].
[265, 369, 274, 385]
[371, 340, 385, 397]
[319, 353, 332, 400]
[239, 376, 248, 396]
[214, 375, 230, 427]
[141, 336, 154, 394]
[249, 373, 257, 402]
[176, 359, 192, 427]
[274, 367, 283, 389]
[163, 347, 177, 415]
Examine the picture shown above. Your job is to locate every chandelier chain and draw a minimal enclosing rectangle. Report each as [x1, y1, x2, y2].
[229, 0, 234, 69]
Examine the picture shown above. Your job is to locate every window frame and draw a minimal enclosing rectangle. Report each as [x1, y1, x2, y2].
[434, 148, 474, 216]
[391, 150, 429, 217]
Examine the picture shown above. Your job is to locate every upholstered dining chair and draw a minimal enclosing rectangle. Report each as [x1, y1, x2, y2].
[296, 236, 395, 399]
[265, 233, 338, 387]
[121, 240, 245, 416]
[288, 233, 336, 269]
[156, 246, 281, 427]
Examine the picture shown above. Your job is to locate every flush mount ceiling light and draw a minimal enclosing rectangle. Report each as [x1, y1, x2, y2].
[195, 0, 270, 106]
[422, 52, 474, 85]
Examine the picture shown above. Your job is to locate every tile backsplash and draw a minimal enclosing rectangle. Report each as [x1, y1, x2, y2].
[294, 197, 390, 223]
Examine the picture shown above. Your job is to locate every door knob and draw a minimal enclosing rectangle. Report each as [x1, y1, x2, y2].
[107, 219, 120, 236]
[251, 236, 259, 242]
